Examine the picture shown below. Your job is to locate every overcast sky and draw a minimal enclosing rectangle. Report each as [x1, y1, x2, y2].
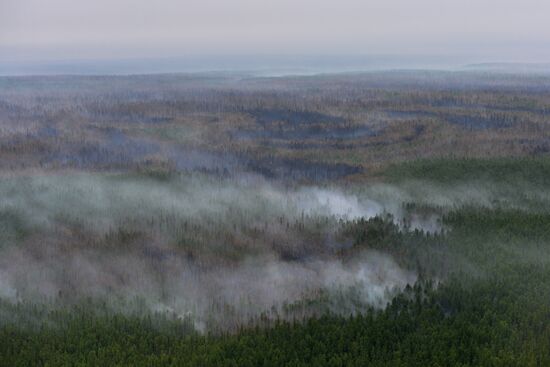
[1, 0, 549, 63]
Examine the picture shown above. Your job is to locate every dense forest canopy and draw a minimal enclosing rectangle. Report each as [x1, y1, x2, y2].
[1, 71, 550, 365]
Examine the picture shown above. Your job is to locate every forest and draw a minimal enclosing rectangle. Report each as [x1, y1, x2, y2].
[1, 71, 550, 365]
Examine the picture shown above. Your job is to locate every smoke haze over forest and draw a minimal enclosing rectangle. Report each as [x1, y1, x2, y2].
[2, 1, 550, 365]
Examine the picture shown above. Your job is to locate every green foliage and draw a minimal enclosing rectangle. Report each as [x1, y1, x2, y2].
[2, 70, 550, 365]
[384, 157, 550, 186]
[3, 266, 550, 366]
[0, 208, 31, 246]
[3, 201, 550, 366]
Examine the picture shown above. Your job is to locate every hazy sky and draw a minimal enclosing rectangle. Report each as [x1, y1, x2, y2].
[1, 0, 549, 62]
